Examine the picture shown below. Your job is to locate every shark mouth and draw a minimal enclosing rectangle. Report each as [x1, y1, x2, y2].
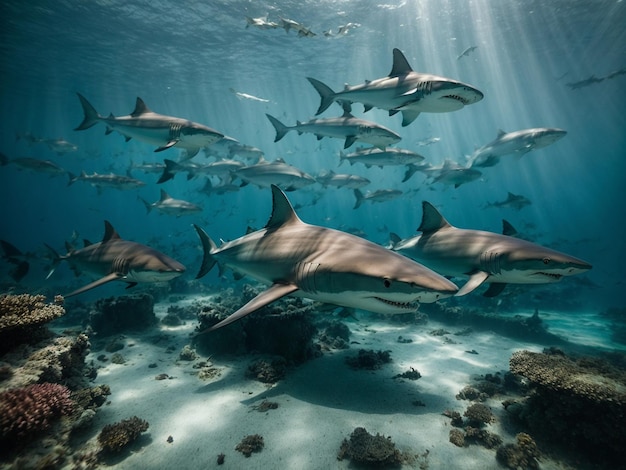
[535, 272, 563, 280]
[442, 94, 471, 105]
[373, 297, 419, 310]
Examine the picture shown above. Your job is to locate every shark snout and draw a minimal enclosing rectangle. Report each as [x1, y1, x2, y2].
[417, 275, 459, 303]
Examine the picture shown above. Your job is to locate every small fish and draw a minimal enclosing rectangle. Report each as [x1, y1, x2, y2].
[229, 88, 270, 103]
[457, 46, 478, 60]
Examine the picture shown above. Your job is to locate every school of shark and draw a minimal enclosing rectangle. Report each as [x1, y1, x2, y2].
[2, 47, 593, 331]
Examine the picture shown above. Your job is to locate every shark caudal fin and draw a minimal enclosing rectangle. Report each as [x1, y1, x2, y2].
[353, 189, 365, 209]
[74, 93, 102, 131]
[157, 159, 182, 184]
[265, 114, 290, 142]
[306, 77, 337, 115]
[193, 225, 218, 279]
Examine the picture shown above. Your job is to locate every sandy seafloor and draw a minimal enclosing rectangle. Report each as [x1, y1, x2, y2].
[70, 295, 623, 470]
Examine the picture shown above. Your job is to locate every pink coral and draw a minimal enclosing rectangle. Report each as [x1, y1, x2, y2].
[0, 383, 73, 442]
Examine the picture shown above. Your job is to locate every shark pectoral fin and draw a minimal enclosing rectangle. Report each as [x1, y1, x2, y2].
[456, 271, 490, 296]
[125, 282, 138, 290]
[155, 140, 178, 152]
[483, 282, 507, 297]
[64, 272, 123, 298]
[344, 136, 357, 149]
[205, 283, 299, 332]
[401, 109, 421, 126]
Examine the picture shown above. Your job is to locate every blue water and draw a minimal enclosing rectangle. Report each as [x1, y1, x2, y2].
[1, 0, 625, 310]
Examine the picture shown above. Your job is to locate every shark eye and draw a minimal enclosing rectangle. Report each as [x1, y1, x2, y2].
[542, 258, 551, 265]
[383, 278, 392, 288]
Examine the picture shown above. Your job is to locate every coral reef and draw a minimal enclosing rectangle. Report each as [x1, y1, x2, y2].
[0, 294, 65, 354]
[449, 428, 465, 447]
[345, 349, 392, 370]
[195, 286, 319, 363]
[507, 349, 626, 462]
[495, 432, 540, 470]
[337, 427, 402, 466]
[0, 382, 73, 446]
[98, 416, 149, 453]
[235, 434, 264, 457]
[90, 294, 156, 336]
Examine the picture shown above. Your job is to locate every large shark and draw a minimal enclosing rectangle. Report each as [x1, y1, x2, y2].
[194, 185, 458, 331]
[307, 48, 484, 126]
[390, 202, 592, 297]
[45, 221, 186, 297]
[74, 94, 224, 159]
[468, 128, 567, 168]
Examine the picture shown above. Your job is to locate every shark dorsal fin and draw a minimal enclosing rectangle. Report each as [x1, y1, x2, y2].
[131, 97, 152, 117]
[502, 219, 518, 237]
[418, 201, 452, 233]
[83, 239, 93, 247]
[102, 220, 121, 243]
[159, 189, 170, 201]
[496, 129, 507, 138]
[265, 184, 302, 229]
[389, 48, 413, 76]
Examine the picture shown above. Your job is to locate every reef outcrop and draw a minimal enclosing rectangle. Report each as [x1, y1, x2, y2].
[507, 349, 626, 462]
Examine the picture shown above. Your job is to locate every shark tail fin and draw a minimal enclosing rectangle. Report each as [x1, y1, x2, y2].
[265, 114, 290, 142]
[43, 243, 63, 280]
[353, 189, 364, 209]
[157, 159, 180, 184]
[138, 197, 152, 214]
[306, 77, 336, 115]
[193, 225, 218, 279]
[74, 93, 101, 131]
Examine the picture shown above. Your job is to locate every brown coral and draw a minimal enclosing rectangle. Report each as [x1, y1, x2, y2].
[235, 434, 264, 457]
[337, 427, 402, 466]
[0, 382, 73, 444]
[0, 294, 64, 331]
[98, 416, 149, 453]
[496, 432, 540, 469]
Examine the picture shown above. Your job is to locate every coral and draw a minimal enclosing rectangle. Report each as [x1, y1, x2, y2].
[0, 294, 65, 353]
[337, 427, 402, 466]
[251, 400, 278, 412]
[98, 416, 149, 453]
[508, 350, 626, 461]
[317, 320, 351, 350]
[345, 349, 392, 370]
[0, 294, 65, 332]
[161, 312, 183, 326]
[235, 434, 264, 457]
[90, 294, 156, 336]
[393, 367, 421, 380]
[72, 384, 111, 410]
[442, 410, 463, 427]
[449, 429, 465, 447]
[110, 353, 125, 364]
[463, 403, 493, 426]
[455, 385, 488, 402]
[179, 344, 198, 361]
[246, 357, 287, 383]
[495, 432, 540, 469]
[464, 427, 502, 449]
[0, 383, 73, 445]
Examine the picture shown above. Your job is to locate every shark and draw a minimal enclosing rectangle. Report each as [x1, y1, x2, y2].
[266, 111, 401, 149]
[307, 48, 484, 126]
[140, 189, 203, 217]
[45, 221, 186, 297]
[74, 93, 224, 159]
[468, 128, 567, 168]
[390, 201, 592, 297]
[484, 192, 532, 211]
[339, 147, 425, 169]
[315, 170, 371, 189]
[353, 188, 403, 209]
[235, 158, 316, 191]
[193, 185, 458, 331]
[67, 171, 145, 193]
